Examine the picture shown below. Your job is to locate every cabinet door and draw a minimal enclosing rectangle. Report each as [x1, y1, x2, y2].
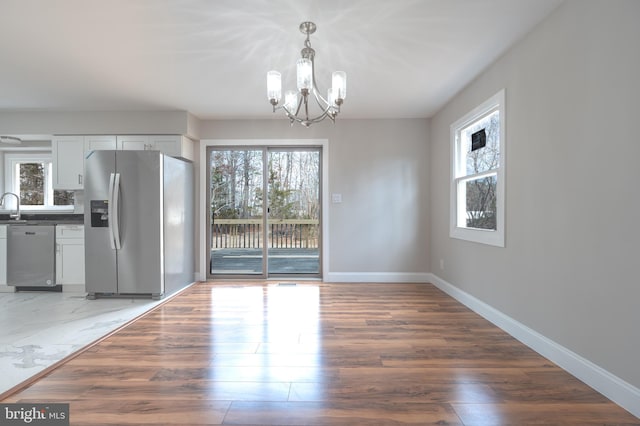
[149, 135, 193, 160]
[56, 225, 85, 285]
[0, 226, 6, 286]
[150, 135, 181, 157]
[117, 135, 150, 151]
[56, 240, 85, 285]
[52, 136, 85, 190]
[84, 135, 117, 154]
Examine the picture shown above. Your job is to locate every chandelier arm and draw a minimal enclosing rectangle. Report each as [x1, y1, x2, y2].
[281, 103, 330, 124]
[288, 114, 332, 125]
[301, 90, 336, 122]
[295, 93, 305, 117]
[309, 57, 329, 107]
[312, 87, 339, 121]
[304, 93, 311, 122]
[278, 93, 335, 124]
[282, 109, 335, 126]
[311, 88, 330, 111]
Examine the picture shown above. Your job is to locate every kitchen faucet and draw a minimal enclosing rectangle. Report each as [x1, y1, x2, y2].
[0, 192, 21, 221]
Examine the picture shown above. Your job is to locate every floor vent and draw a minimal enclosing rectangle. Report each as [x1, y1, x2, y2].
[277, 283, 298, 286]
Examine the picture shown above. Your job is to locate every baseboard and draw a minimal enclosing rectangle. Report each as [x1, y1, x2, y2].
[194, 272, 430, 283]
[325, 272, 430, 283]
[62, 284, 85, 293]
[427, 273, 640, 419]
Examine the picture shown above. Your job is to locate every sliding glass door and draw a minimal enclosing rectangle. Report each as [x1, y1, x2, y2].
[267, 149, 320, 275]
[208, 146, 321, 279]
[209, 149, 264, 275]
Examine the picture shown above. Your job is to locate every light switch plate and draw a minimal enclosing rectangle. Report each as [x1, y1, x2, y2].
[331, 193, 342, 203]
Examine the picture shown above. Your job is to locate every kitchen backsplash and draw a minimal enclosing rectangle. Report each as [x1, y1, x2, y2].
[73, 190, 84, 214]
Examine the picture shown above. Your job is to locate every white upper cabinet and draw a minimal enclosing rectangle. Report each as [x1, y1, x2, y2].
[117, 135, 194, 160]
[84, 135, 117, 153]
[151, 135, 194, 160]
[52, 135, 117, 190]
[52, 136, 85, 190]
[53, 135, 193, 190]
[117, 135, 150, 151]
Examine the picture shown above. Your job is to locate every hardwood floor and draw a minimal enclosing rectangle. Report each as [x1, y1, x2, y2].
[3, 282, 638, 425]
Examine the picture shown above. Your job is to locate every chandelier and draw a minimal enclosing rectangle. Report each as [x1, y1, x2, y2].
[267, 21, 347, 127]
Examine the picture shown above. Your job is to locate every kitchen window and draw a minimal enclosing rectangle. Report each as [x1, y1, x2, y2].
[450, 89, 505, 247]
[3, 154, 74, 210]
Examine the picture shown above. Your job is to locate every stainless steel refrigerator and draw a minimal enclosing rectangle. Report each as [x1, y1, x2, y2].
[84, 150, 194, 299]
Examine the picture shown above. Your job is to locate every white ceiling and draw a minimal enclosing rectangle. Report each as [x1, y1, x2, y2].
[0, 0, 563, 121]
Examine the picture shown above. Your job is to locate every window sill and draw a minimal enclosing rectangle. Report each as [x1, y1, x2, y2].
[450, 226, 505, 247]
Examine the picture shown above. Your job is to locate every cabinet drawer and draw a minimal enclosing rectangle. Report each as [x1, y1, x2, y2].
[56, 225, 84, 239]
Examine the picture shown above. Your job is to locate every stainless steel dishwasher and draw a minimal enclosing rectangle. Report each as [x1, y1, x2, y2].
[7, 224, 56, 287]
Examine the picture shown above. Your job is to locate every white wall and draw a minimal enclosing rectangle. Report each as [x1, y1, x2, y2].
[0, 112, 431, 282]
[0, 111, 190, 135]
[198, 118, 430, 281]
[429, 0, 640, 395]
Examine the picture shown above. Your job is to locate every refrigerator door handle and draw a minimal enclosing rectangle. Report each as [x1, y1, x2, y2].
[108, 173, 117, 250]
[112, 172, 122, 250]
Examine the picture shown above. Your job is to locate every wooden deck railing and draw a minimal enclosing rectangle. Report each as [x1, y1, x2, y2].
[212, 219, 319, 249]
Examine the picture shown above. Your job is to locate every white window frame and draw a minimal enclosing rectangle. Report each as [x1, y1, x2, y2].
[3, 153, 74, 211]
[450, 89, 505, 247]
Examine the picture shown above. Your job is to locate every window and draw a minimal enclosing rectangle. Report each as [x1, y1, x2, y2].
[4, 154, 74, 210]
[450, 89, 505, 247]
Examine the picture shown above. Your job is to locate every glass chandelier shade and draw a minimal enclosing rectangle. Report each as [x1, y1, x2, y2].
[284, 90, 298, 112]
[332, 71, 347, 102]
[296, 58, 313, 92]
[267, 21, 346, 127]
[266, 71, 282, 103]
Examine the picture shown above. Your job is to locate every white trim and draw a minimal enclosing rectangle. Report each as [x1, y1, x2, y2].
[326, 272, 430, 283]
[3, 153, 74, 211]
[199, 139, 329, 282]
[427, 272, 640, 419]
[450, 89, 506, 247]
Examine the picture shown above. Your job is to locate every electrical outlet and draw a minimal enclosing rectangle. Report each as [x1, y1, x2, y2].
[439, 259, 445, 270]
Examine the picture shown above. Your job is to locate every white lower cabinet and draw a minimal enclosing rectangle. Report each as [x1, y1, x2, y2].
[56, 225, 85, 288]
[0, 225, 10, 292]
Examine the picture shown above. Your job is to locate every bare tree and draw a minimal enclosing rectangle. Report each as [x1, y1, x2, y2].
[465, 112, 499, 229]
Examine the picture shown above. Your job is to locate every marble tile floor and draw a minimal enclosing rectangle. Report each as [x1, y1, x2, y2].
[0, 291, 165, 395]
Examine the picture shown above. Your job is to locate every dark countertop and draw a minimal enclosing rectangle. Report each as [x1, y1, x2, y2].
[0, 213, 84, 225]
